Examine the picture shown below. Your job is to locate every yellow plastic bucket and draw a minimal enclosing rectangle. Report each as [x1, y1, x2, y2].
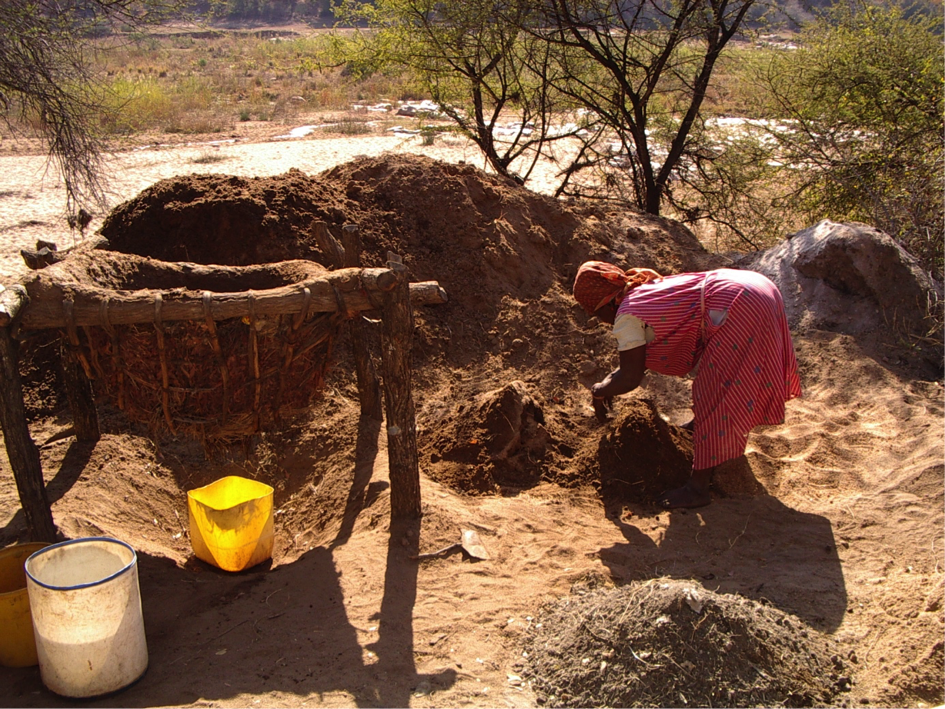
[0, 542, 49, 667]
[188, 476, 274, 572]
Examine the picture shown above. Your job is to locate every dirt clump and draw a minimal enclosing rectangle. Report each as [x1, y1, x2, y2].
[594, 398, 694, 502]
[418, 384, 696, 503]
[522, 577, 849, 708]
[422, 380, 553, 494]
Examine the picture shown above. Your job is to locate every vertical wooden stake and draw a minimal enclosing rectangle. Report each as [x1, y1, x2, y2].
[379, 253, 421, 520]
[60, 337, 100, 442]
[312, 221, 345, 269]
[343, 224, 383, 422]
[0, 326, 56, 541]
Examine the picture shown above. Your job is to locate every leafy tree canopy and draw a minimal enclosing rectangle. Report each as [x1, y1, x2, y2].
[760, 0, 944, 276]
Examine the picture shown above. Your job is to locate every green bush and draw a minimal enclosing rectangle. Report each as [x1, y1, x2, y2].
[759, 1, 944, 277]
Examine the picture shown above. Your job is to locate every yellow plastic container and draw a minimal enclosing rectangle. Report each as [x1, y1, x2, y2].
[188, 476, 274, 572]
[0, 542, 49, 667]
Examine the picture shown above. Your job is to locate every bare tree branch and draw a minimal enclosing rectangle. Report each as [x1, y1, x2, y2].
[0, 1, 180, 225]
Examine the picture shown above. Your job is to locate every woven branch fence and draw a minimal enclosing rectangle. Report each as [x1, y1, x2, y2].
[19, 251, 443, 441]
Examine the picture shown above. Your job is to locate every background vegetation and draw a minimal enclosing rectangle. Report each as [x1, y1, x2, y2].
[96, 30, 420, 132]
[0, 1, 178, 215]
[754, 2, 943, 277]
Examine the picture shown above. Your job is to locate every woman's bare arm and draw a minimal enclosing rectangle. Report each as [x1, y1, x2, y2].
[590, 345, 646, 419]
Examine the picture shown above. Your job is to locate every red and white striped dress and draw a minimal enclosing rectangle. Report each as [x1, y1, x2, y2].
[617, 268, 802, 469]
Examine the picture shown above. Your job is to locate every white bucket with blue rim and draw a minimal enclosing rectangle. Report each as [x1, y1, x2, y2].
[25, 537, 148, 698]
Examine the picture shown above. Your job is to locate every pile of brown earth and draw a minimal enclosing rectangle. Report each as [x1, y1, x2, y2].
[93, 155, 724, 505]
[521, 577, 850, 707]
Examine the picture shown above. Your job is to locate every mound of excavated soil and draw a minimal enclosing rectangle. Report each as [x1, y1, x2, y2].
[422, 380, 553, 494]
[65, 154, 943, 510]
[592, 398, 694, 500]
[98, 155, 721, 377]
[93, 154, 723, 504]
[418, 381, 695, 497]
[522, 578, 850, 708]
[99, 170, 349, 266]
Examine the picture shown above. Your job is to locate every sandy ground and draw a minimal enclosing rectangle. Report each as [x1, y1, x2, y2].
[0, 122, 942, 709]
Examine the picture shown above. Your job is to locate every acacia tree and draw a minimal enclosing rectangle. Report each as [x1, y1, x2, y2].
[525, 0, 758, 215]
[335, 0, 761, 208]
[0, 1, 175, 222]
[335, 0, 581, 184]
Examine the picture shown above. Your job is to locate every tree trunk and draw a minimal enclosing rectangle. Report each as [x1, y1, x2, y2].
[60, 337, 100, 442]
[343, 225, 383, 422]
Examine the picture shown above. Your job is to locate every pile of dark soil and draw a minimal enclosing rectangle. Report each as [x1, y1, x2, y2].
[421, 383, 695, 500]
[594, 398, 693, 499]
[93, 154, 720, 505]
[98, 156, 720, 379]
[522, 578, 850, 708]
[422, 380, 553, 494]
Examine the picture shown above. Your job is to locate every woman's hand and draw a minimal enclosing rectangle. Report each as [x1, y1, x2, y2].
[591, 383, 613, 421]
[588, 347, 646, 422]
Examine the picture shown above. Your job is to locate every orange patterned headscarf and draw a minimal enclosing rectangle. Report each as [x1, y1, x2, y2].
[572, 261, 663, 314]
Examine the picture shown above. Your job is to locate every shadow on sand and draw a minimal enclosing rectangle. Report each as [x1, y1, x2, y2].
[0, 417, 456, 708]
[599, 491, 847, 633]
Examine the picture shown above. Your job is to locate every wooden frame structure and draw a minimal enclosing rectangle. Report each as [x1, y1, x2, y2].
[0, 223, 445, 542]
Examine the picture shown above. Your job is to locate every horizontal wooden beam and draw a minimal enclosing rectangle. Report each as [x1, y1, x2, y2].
[20, 268, 447, 330]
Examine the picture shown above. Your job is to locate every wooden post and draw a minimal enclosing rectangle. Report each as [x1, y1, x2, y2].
[59, 337, 100, 442]
[0, 286, 56, 541]
[378, 253, 421, 519]
[343, 224, 383, 421]
[312, 221, 345, 269]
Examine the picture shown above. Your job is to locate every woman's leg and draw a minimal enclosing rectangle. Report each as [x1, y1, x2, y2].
[660, 467, 715, 509]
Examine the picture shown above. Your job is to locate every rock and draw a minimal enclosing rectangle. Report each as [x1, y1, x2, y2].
[740, 220, 943, 374]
